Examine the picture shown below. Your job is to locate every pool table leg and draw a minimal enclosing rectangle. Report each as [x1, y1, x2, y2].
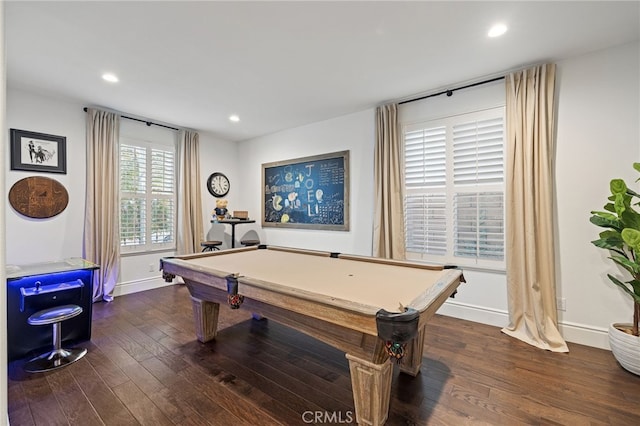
[345, 354, 393, 426]
[399, 324, 426, 376]
[190, 296, 220, 343]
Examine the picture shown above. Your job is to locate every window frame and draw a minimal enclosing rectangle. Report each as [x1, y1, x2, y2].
[119, 136, 177, 254]
[403, 106, 506, 271]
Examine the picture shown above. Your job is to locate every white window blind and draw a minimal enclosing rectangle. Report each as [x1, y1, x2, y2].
[120, 140, 176, 252]
[453, 117, 504, 184]
[403, 107, 505, 268]
[405, 126, 446, 187]
[454, 192, 504, 260]
[405, 193, 447, 255]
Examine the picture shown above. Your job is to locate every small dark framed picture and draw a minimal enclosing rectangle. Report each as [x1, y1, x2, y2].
[10, 128, 67, 174]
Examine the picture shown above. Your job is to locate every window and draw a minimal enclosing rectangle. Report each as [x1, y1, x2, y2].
[404, 107, 505, 268]
[120, 138, 176, 253]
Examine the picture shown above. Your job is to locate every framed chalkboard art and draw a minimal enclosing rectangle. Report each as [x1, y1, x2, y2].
[262, 151, 349, 231]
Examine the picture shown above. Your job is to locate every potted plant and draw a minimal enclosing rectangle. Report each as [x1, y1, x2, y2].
[590, 162, 640, 375]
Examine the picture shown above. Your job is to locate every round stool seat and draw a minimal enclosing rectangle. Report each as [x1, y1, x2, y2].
[28, 304, 83, 326]
[241, 239, 260, 247]
[201, 240, 223, 251]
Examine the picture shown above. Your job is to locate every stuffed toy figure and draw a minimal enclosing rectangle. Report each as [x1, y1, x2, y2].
[214, 199, 228, 221]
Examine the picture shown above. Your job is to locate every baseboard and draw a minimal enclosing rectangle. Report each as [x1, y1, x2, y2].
[111, 282, 612, 350]
[113, 276, 176, 297]
[437, 300, 611, 351]
[437, 299, 510, 328]
[557, 321, 610, 350]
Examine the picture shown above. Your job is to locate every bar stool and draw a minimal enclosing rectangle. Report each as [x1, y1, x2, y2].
[201, 240, 223, 251]
[24, 304, 87, 373]
[240, 239, 260, 247]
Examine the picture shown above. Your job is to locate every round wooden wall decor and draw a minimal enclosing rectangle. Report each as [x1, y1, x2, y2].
[8, 176, 69, 219]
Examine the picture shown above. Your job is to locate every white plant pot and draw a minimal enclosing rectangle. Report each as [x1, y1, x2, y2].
[609, 323, 640, 376]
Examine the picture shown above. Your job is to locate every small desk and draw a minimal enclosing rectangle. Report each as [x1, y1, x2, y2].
[212, 219, 256, 248]
[6, 258, 99, 361]
[161, 245, 464, 425]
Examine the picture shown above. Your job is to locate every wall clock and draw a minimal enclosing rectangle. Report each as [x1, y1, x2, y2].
[207, 172, 230, 197]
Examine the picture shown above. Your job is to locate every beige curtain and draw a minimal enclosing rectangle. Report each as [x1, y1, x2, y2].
[84, 109, 120, 302]
[176, 130, 204, 254]
[373, 103, 406, 259]
[501, 64, 569, 352]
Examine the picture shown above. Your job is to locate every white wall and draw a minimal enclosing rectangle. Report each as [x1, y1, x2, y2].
[236, 109, 375, 255]
[199, 131, 241, 247]
[407, 42, 640, 349]
[6, 41, 638, 350]
[235, 90, 510, 329]
[5, 88, 86, 264]
[5, 89, 239, 297]
[115, 119, 180, 296]
[555, 41, 640, 348]
[1, 0, 9, 421]
[399, 78, 509, 328]
[116, 126, 239, 295]
[235, 41, 639, 350]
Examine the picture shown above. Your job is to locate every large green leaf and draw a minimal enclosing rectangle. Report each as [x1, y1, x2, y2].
[622, 208, 640, 230]
[608, 274, 640, 304]
[628, 279, 640, 297]
[591, 211, 618, 220]
[610, 254, 640, 275]
[622, 228, 640, 252]
[590, 213, 623, 231]
[628, 188, 640, 198]
[592, 230, 624, 250]
[591, 164, 640, 310]
[611, 179, 628, 195]
[615, 196, 626, 216]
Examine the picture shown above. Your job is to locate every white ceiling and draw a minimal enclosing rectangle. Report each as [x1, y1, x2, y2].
[6, 1, 640, 142]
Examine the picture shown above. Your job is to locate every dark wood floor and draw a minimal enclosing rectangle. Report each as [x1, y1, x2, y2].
[7, 284, 640, 425]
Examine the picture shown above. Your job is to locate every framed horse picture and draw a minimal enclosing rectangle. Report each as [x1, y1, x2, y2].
[10, 129, 67, 174]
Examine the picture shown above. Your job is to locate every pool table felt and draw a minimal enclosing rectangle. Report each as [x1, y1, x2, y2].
[177, 247, 462, 315]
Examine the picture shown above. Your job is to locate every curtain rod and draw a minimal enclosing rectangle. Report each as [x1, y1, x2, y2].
[398, 75, 505, 105]
[83, 107, 179, 131]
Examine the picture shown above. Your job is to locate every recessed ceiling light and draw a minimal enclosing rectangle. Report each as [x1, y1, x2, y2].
[229, 115, 240, 122]
[102, 73, 119, 83]
[488, 23, 508, 38]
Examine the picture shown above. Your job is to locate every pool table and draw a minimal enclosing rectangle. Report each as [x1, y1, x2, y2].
[161, 245, 465, 425]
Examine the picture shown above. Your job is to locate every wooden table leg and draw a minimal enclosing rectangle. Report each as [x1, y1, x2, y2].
[345, 353, 393, 426]
[399, 324, 426, 376]
[190, 296, 220, 343]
